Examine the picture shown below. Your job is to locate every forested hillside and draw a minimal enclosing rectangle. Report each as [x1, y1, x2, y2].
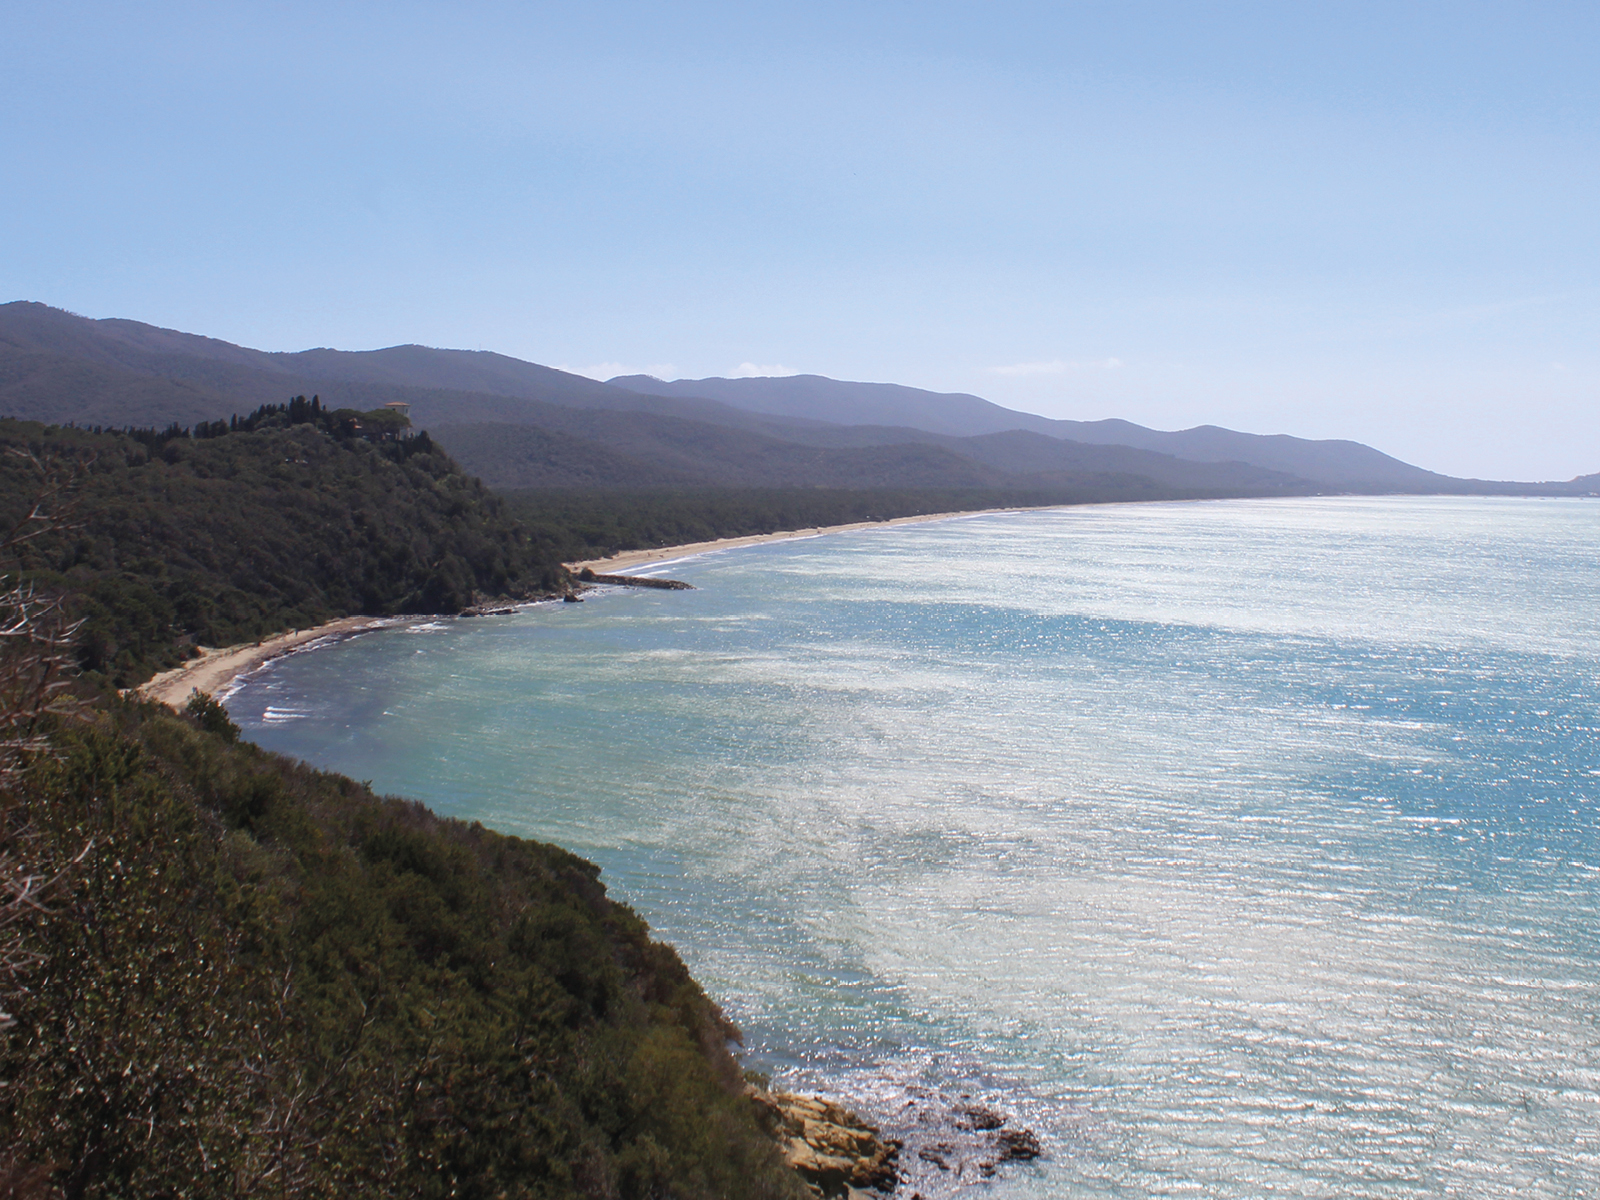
[428, 411, 1314, 494]
[0, 695, 802, 1199]
[435, 416, 1009, 490]
[505, 483, 1241, 562]
[0, 404, 802, 1199]
[0, 413, 567, 687]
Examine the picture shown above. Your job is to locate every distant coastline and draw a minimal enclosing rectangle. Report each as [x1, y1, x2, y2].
[566, 503, 1055, 572]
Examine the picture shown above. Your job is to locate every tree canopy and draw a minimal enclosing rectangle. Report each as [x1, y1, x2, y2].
[0, 417, 569, 687]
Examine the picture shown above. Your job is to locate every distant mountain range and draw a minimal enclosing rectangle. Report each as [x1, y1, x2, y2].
[609, 374, 1451, 490]
[2, 302, 1591, 497]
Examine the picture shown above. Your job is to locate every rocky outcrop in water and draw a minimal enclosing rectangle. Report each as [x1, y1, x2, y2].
[906, 1101, 1042, 1189]
[577, 567, 695, 589]
[749, 1089, 901, 1198]
[814, 1081, 1046, 1199]
[749, 1083, 1043, 1198]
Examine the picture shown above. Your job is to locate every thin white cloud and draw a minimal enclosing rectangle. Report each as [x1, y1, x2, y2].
[557, 361, 679, 381]
[990, 358, 1124, 376]
[730, 362, 798, 378]
[991, 360, 1069, 376]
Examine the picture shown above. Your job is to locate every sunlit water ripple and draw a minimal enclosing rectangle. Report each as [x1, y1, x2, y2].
[230, 496, 1600, 1198]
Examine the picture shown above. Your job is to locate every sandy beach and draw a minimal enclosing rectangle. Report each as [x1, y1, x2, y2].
[566, 505, 1049, 573]
[138, 507, 1045, 707]
[137, 615, 400, 710]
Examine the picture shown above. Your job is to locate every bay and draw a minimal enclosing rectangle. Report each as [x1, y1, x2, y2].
[230, 495, 1600, 1198]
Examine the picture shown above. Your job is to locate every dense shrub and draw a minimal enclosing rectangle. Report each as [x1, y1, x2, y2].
[1, 700, 802, 1199]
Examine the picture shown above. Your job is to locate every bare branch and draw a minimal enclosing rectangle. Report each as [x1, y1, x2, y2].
[0, 447, 91, 1020]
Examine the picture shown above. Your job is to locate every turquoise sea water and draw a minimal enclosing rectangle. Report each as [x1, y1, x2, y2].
[230, 496, 1600, 1198]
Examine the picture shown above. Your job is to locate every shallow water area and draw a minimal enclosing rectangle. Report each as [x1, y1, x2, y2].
[231, 496, 1600, 1198]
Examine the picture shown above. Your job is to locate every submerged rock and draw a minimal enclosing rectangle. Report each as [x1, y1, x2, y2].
[951, 1103, 1004, 1132]
[992, 1128, 1042, 1161]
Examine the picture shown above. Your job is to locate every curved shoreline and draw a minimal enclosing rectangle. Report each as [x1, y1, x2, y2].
[141, 506, 1053, 709]
[565, 504, 1055, 573]
[136, 615, 404, 709]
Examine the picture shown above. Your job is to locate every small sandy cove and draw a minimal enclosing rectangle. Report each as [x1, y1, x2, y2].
[567, 505, 1045, 573]
[137, 616, 396, 710]
[139, 507, 1046, 709]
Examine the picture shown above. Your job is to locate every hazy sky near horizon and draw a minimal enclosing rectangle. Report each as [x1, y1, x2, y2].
[3, 2, 1597, 479]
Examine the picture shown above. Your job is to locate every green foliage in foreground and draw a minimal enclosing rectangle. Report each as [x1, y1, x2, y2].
[0, 419, 569, 688]
[503, 484, 1167, 561]
[2, 699, 802, 1200]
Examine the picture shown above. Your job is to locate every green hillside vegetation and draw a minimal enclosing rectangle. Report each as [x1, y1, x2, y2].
[1, 693, 803, 1199]
[0, 402, 812, 1198]
[0, 411, 568, 688]
[432, 416, 1013, 490]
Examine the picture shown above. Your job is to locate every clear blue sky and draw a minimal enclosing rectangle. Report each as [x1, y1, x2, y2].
[4, 2, 1597, 479]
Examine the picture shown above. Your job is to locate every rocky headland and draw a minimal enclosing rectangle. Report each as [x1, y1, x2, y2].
[750, 1089, 901, 1198]
[576, 567, 696, 589]
[750, 1084, 1042, 1199]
